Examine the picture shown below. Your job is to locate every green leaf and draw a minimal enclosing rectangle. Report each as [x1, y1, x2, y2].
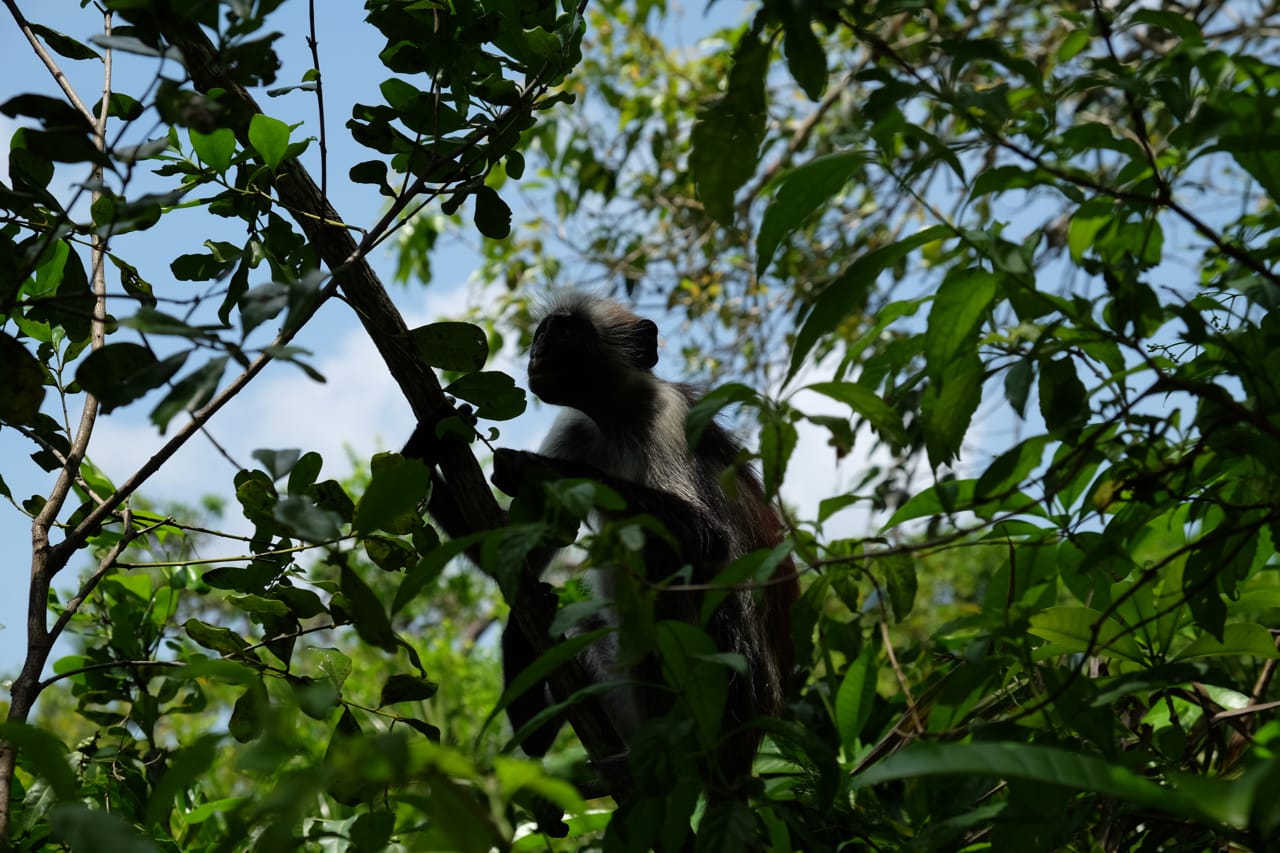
[1174, 623, 1280, 660]
[0, 722, 77, 800]
[189, 128, 236, 173]
[879, 553, 917, 620]
[834, 641, 876, 752]
[690, 30, 768, 225]
[474, 186, 512, 239]
[685, 382, 759, 448]
[976, 435, 1051, 500]
[781, 15, 827, 100]
[1038, 356, 1088, 432]
[920, 350, 982, 468]
[378, 673, 440, 706]
[445, 371, 526, 421]
[1027, 606, 1145, 662]
[805, 380, 908, 448]
[1057, 28, 1090, 62]
[239, 281, 289, 335]
[1004, 357, 1034, 416]
[789, 226, 951, 381]
[151, 357, 228, 432]
[76, 344, 189, 415]
[228, 680, 267, 743]
[145, 735, 219, 827]
[882, 480, 976, 530]
[30, 24, 100, 61]
[51, 804, 158, 853]
[354, 453, 431, 535]
[410, 321, 489, 372]
[184, 618, 254, 657]
[759, 412, 797, 500]
[248, 113, 290, 171]
[756, 151, 867, 277]
[0, 332, 46, 425]
[1067, 198, 1111, 261]
[274, 495, 343, 543]
[853, 742, 1223, 825]
[340, 564, 398, 651]
[924, 269, 999, 381]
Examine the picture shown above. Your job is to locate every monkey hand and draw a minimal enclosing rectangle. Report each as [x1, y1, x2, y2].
[492, 449, 555, 497]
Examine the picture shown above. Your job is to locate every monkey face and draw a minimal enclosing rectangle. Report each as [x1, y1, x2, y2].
[527, 300, 660, 414]
[528, 311, 602, 407]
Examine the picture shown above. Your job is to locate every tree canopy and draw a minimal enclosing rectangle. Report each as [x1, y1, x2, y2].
[1, 0, 1279, 850]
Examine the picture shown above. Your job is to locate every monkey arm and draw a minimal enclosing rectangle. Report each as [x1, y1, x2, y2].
[492, 448, 730, 564]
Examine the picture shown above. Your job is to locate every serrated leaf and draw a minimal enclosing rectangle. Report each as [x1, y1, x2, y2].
[805, 380, 907, 449]
[920, 350, 982, 468]
[789, 226, 951, 381]
[924, 269, 999, 381]
[690, 31, 768, 225]
[757, 151, 866, 277]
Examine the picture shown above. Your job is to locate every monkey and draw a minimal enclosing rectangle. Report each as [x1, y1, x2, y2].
[483, 292, 800, 789]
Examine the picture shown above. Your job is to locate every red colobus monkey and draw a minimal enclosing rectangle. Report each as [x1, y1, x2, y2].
[408, 293, 798, 782]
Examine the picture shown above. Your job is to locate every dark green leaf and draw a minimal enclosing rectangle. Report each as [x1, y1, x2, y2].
[378, 673, 440, 706]
[853, 742, 1223, 824]
[410, 321, 490, 372]
[690, 30, 768, 225]
[76, 344, 188, 414]
[879, 553, 917, 620]
[340, 563, 397, 651]
[445, 371, 526, 421]
[151, 356, 228, 432]
[756, 151, 867, 277]
[354, 453, 431, 535]
[789, 226, 951, 380]
[31, 24, 100, 60]
[834, 641, 877, 752]
[805, 381, 908, 448]
[273, 495, 343, 543]
[0, 332, 46, 425]
[0, 722, 76, 800]
[925, 269, 999, 381]
[1038, 356, 1088, 432]
[920, 350, 982, 468]
[474, 186, 512, 239]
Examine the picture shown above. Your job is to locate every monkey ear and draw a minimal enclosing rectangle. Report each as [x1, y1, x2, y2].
[636, 318, 659, 368]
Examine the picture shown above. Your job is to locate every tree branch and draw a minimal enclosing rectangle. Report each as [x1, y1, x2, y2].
[150, 11, 627, 786]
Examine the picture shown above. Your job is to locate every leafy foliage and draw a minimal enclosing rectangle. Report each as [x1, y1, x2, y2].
[1, 0, 1279, 851]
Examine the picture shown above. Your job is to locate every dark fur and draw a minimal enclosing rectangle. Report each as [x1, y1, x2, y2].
[492, 293, 799, 783]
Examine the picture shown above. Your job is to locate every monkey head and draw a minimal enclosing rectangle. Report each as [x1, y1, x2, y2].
[527, 296, 658, 414]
